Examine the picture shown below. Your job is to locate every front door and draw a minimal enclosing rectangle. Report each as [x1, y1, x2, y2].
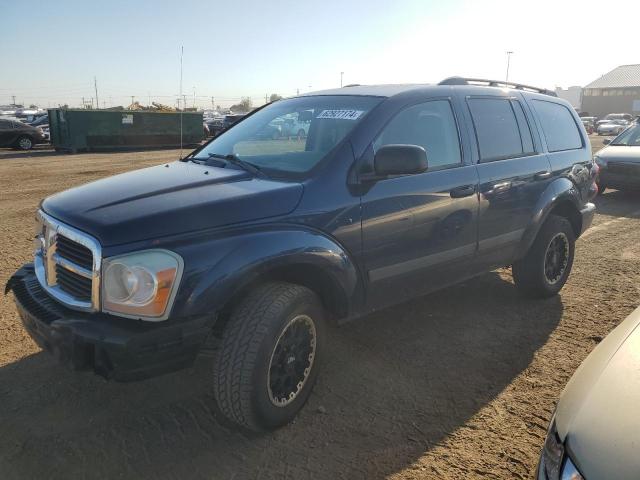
[360, 99, 479, 310]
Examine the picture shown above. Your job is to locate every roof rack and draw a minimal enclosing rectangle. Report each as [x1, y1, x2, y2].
[438, 76, 557, 97]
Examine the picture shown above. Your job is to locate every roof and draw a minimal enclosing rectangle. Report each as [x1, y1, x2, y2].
[585, 64, 640, 89]
[302, 84, 430, 97]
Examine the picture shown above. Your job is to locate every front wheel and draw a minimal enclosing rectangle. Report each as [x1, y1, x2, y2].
[513, 215, 575, 298]
[213, 282, 324, 431]
[15, 136, 33, 150]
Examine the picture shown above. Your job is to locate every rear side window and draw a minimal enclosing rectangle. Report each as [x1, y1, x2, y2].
[374, 100, 462, 169]
[468, 98, 534, 162]
[531, 100, 582, 152]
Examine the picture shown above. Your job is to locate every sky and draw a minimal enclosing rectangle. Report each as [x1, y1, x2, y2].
[1, 0, 639, 109]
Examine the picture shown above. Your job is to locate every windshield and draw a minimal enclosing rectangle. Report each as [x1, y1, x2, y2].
[193, 95, 382, 177]
[611, 124, 640, 146]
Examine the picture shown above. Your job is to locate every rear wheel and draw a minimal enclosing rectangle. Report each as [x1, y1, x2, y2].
[15, 136, 33, 150]
[213, 282, 324, 431]
[513, 215, 575, 298]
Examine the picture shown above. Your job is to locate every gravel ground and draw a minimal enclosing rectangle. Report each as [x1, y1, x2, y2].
[1, 138, 638, 479]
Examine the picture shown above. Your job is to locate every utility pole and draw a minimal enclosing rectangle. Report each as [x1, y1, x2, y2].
[505, 51, 514, 83]
[130, 96, 135, 107]
[94, 76, 99, 109]
[211, 96, 214, 109]
[265, 94, 268, 104]
[296, 88, 300, 96]
[82, 97, 85, 109]
[11, 95, 16, 105]
[340, 71, 344, 88]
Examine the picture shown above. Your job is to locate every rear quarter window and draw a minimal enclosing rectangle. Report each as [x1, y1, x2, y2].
[531, 100, 582, 152]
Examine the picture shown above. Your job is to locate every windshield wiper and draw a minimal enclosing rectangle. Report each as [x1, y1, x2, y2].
[206, 153, 267, 178]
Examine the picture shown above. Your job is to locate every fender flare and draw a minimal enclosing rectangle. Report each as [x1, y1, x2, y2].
[515, 178, 583, 260]
[172, 226, 361, 320]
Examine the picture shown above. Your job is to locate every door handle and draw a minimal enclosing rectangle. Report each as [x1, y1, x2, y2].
[484, 181, 512, 197]
[534, 170, 552, 180]
[450, 184, 477, 198]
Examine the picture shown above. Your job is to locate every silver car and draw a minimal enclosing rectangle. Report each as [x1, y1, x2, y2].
[597, 120, 629, 136]
[594, 123, 640, 193]
[537, 305, 640, 479]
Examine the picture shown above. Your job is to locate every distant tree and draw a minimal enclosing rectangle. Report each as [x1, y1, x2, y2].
[269, 94, 283, 102]
[230, 96, 253, 112]
[29, 104, 38, 109]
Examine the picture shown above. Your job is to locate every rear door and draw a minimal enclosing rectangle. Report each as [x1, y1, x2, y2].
[463, 94, 553, 272]
[360, 98, 479, 309]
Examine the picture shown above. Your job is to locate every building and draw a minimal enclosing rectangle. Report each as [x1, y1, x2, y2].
[555, 86, 582, 110]
[581, 64, 640, 117]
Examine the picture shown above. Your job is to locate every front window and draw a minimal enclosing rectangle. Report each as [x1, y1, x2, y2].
[611, 124, 640, 146]
[193, 95, 382, 177]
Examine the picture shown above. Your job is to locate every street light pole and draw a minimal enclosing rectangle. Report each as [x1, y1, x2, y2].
[505, 51, 514, 83]
[340, 71, 344, 88]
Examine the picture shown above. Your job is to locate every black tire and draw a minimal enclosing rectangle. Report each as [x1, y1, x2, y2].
[213, 282, 324, 431]
[15, 135, 33, 150]
[513, 215, 575, 298]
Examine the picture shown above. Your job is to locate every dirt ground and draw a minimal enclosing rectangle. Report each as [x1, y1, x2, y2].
[1, 138, 639, 479]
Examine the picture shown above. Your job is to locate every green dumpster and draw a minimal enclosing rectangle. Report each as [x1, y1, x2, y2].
[48, 109, 204, 153]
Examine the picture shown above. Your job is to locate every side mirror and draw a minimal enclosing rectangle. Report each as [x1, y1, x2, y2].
[603, 138, 611, 145]
[374, 144, 428, 177]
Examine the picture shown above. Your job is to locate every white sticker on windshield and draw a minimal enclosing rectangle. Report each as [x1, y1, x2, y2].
[316, 109, 364, 120]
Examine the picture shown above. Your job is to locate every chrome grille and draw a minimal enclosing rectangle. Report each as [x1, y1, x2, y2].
[34, 210, 101, 312]
[55, 264, 93, 300]
[56, 236, 93, 270]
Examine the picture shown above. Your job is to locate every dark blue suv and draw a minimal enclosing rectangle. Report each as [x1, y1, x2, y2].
[7, 77, 596, 431]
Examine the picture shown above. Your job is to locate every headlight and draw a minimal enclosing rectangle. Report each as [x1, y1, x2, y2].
[540, 419, 585, 480]
[541, 420, 564, 480]
[102, 249, 183, 321]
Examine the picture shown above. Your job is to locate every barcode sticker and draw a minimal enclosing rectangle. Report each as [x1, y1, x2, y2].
[316, 109, 364, 120]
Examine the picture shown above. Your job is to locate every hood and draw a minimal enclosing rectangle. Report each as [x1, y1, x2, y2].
[597, 145, 640, 163]
[42, 161, 303, 246]
[555, 306, 640, 479]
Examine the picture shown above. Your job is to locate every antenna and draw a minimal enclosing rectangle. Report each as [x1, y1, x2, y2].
[179, 45, 184, 160]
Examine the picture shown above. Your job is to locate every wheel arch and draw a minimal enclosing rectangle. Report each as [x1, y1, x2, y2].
[515, 178, 583, 260]
[172, 227, 362, 336]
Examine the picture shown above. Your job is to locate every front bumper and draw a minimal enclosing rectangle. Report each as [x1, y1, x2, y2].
[579, 202, 596, 236]
[6, 264, 214, 382]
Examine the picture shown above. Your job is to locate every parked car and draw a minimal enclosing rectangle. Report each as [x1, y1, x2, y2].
[28, 114, 49, 127]
[580, 117, 596, 134]
[281, 117, 310, 138]
[597, 119, 629, 136]
[207, 114, 245, 136]
[7, 77, 597, 431]
[0, 118, 46, 150]
[537, 305, 640, 480]
[594, 122, 640, 193]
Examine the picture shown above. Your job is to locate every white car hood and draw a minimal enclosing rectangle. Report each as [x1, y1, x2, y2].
[555, 306, 640, 479]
